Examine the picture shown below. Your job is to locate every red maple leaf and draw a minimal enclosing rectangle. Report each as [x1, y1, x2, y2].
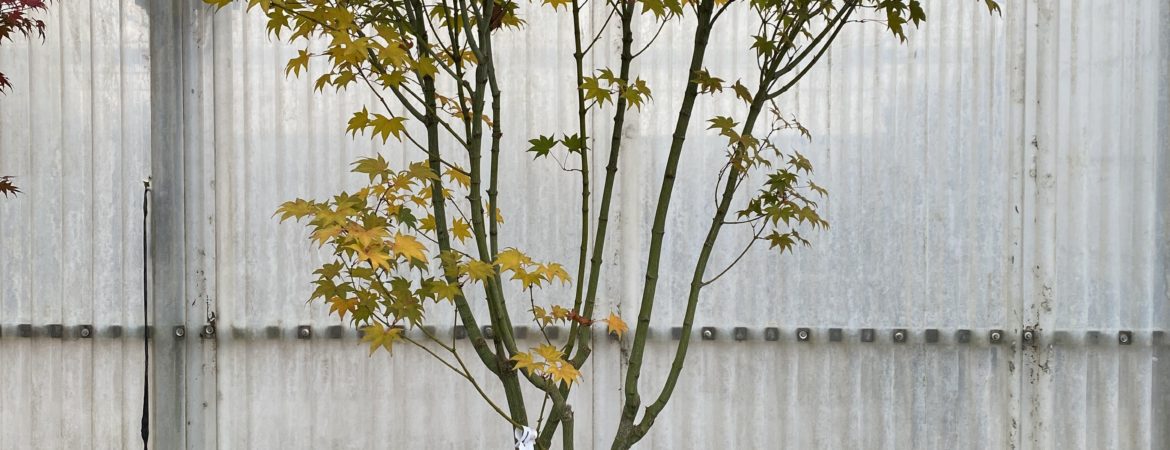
[0, 176, 19, 198]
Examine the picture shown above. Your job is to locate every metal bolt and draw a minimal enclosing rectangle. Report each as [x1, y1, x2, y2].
[893, 329, 907, 343]
[174, 326, 186, 338]
[1023, 330, 1035, 344]
[298, 326, 312, 339]
[201, 324, 216, 338]
[989, 330, 1003, 344]
[1118, 330, 1132, 345]
[79, 326, 93, 339]
[796, 328, 810, 342]
[701, 327, 716, 341]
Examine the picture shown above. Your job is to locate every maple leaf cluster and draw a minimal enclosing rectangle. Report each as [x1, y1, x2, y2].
[0, 0, 50, 93]
[0, 175, 18, 197]
[510, 344, 582, 386]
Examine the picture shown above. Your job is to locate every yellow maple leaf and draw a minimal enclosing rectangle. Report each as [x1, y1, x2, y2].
[451, 218, 472, 243]
[511, 268, 544, 291]
[311, 225, 342, 247]
[430, 281, 461, 303]
[510, 352, 544, 375]
[361, 323, 402, 356]
[327, 296, 360, 321]
[545, 361, 581, 385]
[539, 263, 571, 285]
[530, 305, 555, 326]
[389, 173, 415, 192]
[605, 312, 628, 339]
[495, 248, 531, 272]
[349, 242, 393, 271]
[390, 232, 427, 262]
[550, 305, 571, 321]
[444, 167, 471, 189]
[534, 343, 564, 362]
[541, 0, 572, 10]
[405, 161, 439, 181]
[347, 223, 386, 247]
[419, 214, 437, 232]
[462, 260, 495, 282]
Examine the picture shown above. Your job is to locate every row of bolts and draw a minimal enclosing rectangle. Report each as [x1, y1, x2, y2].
[2, 324, 1146, 345]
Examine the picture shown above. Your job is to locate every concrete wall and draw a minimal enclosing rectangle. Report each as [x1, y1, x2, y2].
[0, 0, 1166, 448]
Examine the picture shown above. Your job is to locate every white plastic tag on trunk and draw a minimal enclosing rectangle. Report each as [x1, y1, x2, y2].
[515, 426, 536, 450]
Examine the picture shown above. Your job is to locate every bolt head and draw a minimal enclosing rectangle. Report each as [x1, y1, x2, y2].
[202, 325, 215, 337]
[893, 331, 906, 342]
[80, 328, 92, 338]
[797, 329, 809, 341]
[990, 330, 1003, 343]
[298, 326, 311, 339]
[174, 327, 185, 338]
[702, 329, 713, 339]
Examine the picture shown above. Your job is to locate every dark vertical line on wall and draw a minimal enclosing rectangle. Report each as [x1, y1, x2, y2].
[1152, 2, 1170, 448]
[141, 177, 150, 446]
[1013, 0, 1041, 448]
[87, 0, 97, 440]
[148, 0, 188, 447]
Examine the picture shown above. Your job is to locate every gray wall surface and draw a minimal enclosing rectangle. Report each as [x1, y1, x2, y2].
[0, 0, 1166, 448]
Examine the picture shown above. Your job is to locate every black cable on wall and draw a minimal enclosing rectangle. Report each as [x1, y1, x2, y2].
[141, 177, 151, 447]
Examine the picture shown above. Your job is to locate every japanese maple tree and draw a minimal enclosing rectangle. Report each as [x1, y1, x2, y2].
[204, 0, 999, 448]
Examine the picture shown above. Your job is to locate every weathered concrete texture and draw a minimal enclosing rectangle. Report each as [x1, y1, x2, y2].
[0, 0, 1166, 448]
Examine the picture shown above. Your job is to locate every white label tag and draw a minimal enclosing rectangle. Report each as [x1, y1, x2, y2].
[514, 426, 536, 450]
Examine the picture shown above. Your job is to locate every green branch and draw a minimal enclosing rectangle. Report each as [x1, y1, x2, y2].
[611, 1, 717, 448]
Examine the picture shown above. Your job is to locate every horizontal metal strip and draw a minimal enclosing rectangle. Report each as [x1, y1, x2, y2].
[0, 323, 1164, 347]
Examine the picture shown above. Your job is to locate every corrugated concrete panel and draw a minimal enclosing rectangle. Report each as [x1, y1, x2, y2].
[0, 0, 1166, 448]
[0, 0, 152, 448]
